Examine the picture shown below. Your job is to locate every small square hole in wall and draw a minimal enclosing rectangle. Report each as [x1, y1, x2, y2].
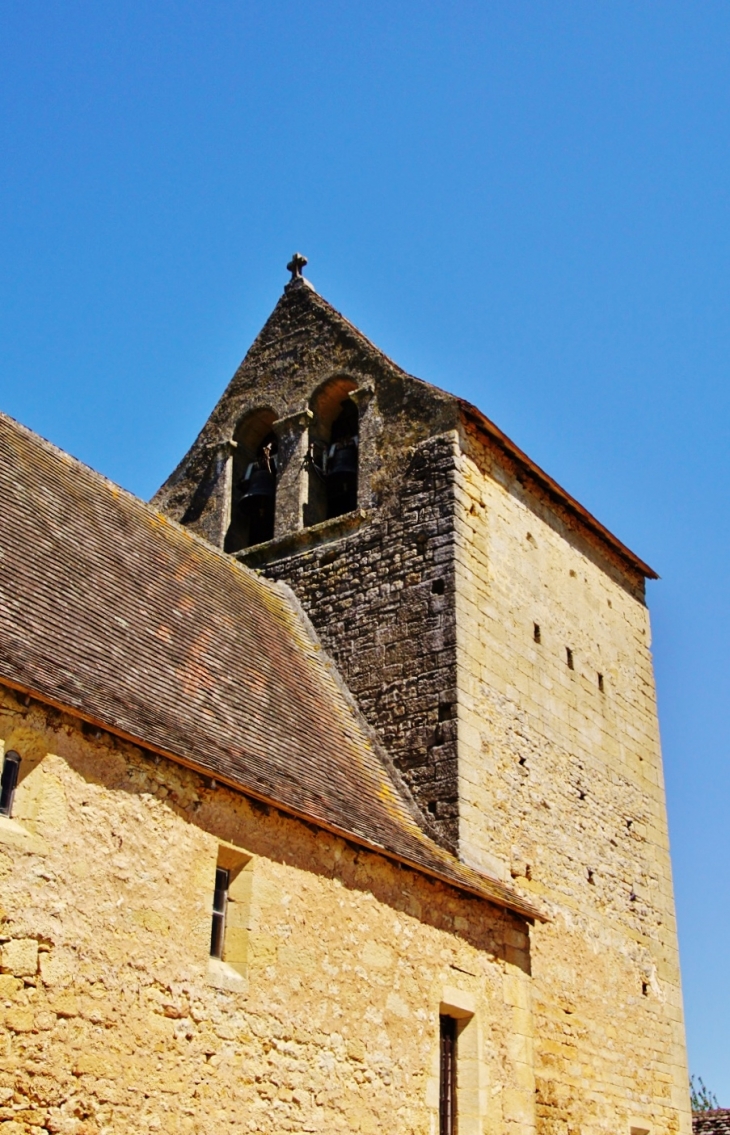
[533, 623, 541, 644]
[431, 579, 445, 595]
[566, 647, 574, 670]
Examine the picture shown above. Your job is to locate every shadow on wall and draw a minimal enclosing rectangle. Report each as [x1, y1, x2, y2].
[3, 691, 532, 976]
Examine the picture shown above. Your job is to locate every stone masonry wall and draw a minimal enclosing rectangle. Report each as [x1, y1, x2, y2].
[258, 432, 461, 853]
[0, 685, 535, 1135]
[452, 419, 691, 1135]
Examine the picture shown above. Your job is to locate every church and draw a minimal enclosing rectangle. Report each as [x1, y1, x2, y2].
[0, 257, 690, 1135]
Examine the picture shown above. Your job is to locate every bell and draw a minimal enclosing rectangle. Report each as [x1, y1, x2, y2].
[241, 466, 276, 500]
[327, 441, 358, 478]
[326, 440, 358, 519]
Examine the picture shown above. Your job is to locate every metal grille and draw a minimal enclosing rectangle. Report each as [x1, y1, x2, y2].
[439, 1015, 457, 1135]
[0, 751, 21, 818]
[209, 866, 230, 959]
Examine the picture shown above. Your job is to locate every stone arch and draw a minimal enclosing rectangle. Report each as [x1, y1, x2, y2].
[305, 376, 359, 527]
[224, 407, 278, 552]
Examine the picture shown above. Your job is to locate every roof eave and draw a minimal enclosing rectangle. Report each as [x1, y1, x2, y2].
[458, 400, 659, 581]
[0, 673, 545, 924]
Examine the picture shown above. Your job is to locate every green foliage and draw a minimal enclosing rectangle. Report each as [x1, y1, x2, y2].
[691, 1075, 719, 1112]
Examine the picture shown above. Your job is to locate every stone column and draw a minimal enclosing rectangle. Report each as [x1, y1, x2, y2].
[188, 438, 236, 549]
[272, 409, 313, 539]
[348, 385, 377, 510]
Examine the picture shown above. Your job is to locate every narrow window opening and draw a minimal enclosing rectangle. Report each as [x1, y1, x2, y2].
[598, 672, 604, 692]
[427, 801, 438, 816]
[306, 379, 359, 527]
[566, 647, 574, 670]
[641, 981, 649, 997]
[210, 866, 230, 959]
[0, 751, 21, 818]
[587, 868, 595, 885]
[225, 409, 278, 553]
[236, 435, 278, 547]
[432, 578, 445, 595]
[324, 399, 358, 519]
[439, 1015, 457, 1135]
[533, 622, 541, 643]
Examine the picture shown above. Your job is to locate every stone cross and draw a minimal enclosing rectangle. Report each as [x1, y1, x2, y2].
[287, 252, 308, 281]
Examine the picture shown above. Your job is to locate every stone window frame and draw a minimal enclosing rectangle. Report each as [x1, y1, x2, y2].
[305, 374, 361, 528]
[224, 406, 279, 553]
[207, 844, 253, 990]
[435, 987, 484, 1135]
[0, 749, 21, 818]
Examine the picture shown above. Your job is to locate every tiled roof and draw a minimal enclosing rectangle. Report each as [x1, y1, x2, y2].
[0, 410, 540, 920]
[694, 1112, 730, 1135]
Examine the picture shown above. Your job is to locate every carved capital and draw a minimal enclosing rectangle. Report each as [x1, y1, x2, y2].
[272, 409, 313, 438]
[348, 385, 375, 410]
[205, 438, 238, 460]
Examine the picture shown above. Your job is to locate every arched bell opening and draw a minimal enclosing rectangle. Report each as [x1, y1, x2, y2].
[224, 409, 278, 553]
[305, 378, 359, 528]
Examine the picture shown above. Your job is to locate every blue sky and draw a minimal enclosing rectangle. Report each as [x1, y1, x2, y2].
[1, 0, 728, 1099]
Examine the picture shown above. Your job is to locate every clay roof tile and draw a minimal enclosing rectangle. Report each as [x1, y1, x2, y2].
[0, 410, 541, 921]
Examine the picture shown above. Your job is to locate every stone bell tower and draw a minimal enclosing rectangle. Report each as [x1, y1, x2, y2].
[154, 256, 691, 1135]
[154, 253, 464, 852]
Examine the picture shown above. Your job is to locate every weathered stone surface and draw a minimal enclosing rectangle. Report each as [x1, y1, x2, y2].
[153, 284, 463, 850]
[0, 939, 38, 978]
[453, 418, 690, 1135]
[43, 271, 689, 1135]
[0, 689, 531, 1135]
[259, 433, 461, 851]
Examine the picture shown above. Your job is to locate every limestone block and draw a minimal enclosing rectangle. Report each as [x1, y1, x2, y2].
[502, 1087, 535, 1124]
[3, 1008, 34, 1032]
[0, 817, 48, 855]
[39, 950, 74, 987]
[362, 940, 394, 969]
[74, 1052, 118, 1078]
[0, 938, 38, 977]
[49, 990, 79, 1018]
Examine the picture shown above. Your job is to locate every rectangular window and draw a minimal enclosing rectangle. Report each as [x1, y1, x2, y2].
[0, 751, 21, 818]
[439, 1014, 457, 1135]
[210, 866, 229, 959]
